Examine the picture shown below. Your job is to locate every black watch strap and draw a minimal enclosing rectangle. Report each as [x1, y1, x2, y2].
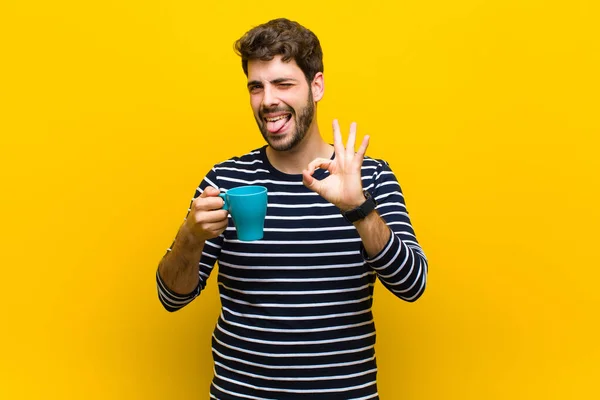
[341, 190, 377, 223]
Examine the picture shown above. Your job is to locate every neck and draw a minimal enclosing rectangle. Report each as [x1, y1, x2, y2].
[266, 124, 333, 175]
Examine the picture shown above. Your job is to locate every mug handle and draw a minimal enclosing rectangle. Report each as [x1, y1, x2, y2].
[218, 193, 228, 211]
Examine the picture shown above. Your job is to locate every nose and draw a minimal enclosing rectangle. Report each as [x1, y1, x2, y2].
[261, 85, 279, 109]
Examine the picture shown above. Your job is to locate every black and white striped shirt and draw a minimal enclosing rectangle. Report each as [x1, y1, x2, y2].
[157, 145, 428, 399]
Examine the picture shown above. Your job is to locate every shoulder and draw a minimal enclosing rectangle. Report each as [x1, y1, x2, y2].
[361, 156, 392, 175]
[214, 146, 266, 168]
[207, 146, 270, 180]
[361, 156, 401, 194]
[203, 146, 270, 184]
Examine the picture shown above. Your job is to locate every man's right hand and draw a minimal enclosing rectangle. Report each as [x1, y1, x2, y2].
[183, 186, 229, 242]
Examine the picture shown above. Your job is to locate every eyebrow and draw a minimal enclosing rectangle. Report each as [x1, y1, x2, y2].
[247, 78, 298, 89]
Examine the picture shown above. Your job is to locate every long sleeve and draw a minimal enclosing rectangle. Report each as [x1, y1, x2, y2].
[361, 159, 428, 302]
[156, 167, 225, 311]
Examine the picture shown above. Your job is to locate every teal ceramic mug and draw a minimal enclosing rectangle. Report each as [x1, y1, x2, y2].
[219, 185, 268, 241]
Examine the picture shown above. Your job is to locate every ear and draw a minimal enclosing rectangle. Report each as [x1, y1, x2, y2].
[311, 72, 325, 102]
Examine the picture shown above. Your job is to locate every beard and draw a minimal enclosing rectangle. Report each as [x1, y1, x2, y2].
[255, 87, 315, 152]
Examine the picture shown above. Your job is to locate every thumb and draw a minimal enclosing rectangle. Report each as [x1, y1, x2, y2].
[302, 170, 322, 194]
[201, 186, 220, 198]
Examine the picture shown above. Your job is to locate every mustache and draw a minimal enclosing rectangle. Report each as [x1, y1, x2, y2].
[260, 106, 294, 118]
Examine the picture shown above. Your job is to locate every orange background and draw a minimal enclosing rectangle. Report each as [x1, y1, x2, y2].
[1, 0, 599, 398]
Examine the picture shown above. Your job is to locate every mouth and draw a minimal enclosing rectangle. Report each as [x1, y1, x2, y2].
[263, 112, 292, 134]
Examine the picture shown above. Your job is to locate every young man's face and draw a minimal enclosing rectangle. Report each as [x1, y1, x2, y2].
[247, 55, 320, 152]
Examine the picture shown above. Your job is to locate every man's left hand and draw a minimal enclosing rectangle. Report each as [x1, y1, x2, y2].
[302, 119, 370, 211]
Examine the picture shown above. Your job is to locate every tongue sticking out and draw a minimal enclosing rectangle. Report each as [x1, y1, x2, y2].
[266, 115, 290, 133]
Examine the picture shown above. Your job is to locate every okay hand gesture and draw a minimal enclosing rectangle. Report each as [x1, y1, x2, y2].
[302, 119, 370, 211]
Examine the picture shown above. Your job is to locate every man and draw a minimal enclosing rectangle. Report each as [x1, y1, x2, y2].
[157, 18, 427, 399]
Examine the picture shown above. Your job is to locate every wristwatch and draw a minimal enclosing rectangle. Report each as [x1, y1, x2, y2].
[341, 190, 377, 223]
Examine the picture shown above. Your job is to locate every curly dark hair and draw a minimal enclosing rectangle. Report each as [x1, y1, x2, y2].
[234, 18, 324, 83]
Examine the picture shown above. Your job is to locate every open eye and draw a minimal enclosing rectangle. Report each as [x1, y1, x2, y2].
[248, 85, 263, 94]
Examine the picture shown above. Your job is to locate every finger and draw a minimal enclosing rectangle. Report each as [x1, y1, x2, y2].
[205, 209, 230, 223]
[206, 218, 230, 232]
[306, 157, 333, 175]
[201, 186, 220, 198]
[355, 135, 370, 161]
[192, 196, 225, 211]
[302, 169, 324, 194]
[202, 219, 229, 238]
[332, 119, 344, 157]
[191, 209, 229, 224]
[346, 122, 357, 155]
[302, 169, 315, 188]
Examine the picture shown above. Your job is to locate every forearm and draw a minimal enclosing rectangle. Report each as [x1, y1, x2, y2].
[356, 211, 427, 302]
[158, 224, 204, 295]
[353, 211, 391, 258]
